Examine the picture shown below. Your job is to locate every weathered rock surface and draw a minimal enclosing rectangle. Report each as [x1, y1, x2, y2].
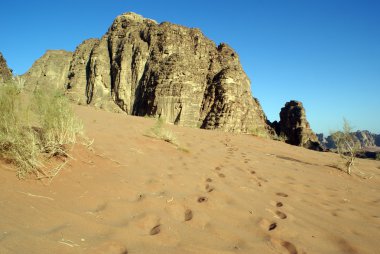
[66, 39, 99, 104]
[22, 12, 331, 146]
[64, 12, 271, 133]
[272, 100, 322, 150]
[352, 131, 379, 148]
[318, 131, 380, 150]
[23, 50, 72, 91]
[0, 52, 12, 83]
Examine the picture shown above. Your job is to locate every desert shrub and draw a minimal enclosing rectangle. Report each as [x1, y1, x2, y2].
[0, 84, 83, 179]
[248, 126, 269, 138]
[331, 119, 361, 175]
[32, 88, 83, 157]
[273, 132, 287, 142]
[376, 153, 380, 161]
[146, 117, 178, 146]
[151, 118, 177, 144]
[0, 84, 40, 178]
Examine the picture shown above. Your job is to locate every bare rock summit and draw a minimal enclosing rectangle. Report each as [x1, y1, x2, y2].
[64, 12, 271, 134]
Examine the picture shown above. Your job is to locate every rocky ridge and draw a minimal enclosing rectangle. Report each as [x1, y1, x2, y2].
[0, 52, 12, 83]
[318, 131, 380, 150]
[22, 50, 73, 91]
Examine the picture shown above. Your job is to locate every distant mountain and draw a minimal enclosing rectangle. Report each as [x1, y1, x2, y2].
[317, 131, 380, 150]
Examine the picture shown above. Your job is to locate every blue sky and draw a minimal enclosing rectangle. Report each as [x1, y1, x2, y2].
[1, 0, 379, 134]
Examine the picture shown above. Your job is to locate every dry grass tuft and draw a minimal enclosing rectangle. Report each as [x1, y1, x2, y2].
[0, 83, 83, 179]
[145, 118, 179, 147]
[32, 88, 83, 157]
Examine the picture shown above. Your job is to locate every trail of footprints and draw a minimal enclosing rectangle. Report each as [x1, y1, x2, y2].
[259, 192, 299, 254]
[145, 138, 297, 253]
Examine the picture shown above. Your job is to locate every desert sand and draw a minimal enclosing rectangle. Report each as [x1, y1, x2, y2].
[1, 105, 379, 254]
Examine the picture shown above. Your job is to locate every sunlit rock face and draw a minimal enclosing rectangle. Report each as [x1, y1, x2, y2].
[23, 50, 72, 91]
[64, 12, 272, 134]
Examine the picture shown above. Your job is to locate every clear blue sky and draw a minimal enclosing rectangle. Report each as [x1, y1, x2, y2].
[1, 0, 379, 134]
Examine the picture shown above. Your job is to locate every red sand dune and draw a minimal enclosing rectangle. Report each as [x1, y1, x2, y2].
[1, 105, 379, 254]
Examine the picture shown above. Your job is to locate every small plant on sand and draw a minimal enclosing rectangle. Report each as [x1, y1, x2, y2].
[0, 83, 83, 179]
[151, 117, 178, 144]
[0, 84, 41, 178]
[273, 132, 287, 142]
[376, 153, 380, 161]
[146, 117, 179, 146]
[248, 126, 269, 138]
[331, 119, 361, 175]
[32, 88, 83, 157]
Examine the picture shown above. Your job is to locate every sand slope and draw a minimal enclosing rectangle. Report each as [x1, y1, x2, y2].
[1, 106, 379, 254]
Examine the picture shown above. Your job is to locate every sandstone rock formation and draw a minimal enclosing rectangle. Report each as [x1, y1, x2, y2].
[272, 100, 322, 150]
[23, 50, 72, 91]
[63, 12, 271, 134]
[0, 52, 12, 83]
[22, 12, 332, 148]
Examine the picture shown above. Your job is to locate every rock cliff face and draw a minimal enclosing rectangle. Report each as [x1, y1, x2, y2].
[23, 50, 72, 91]
[0, 52, 12, 83]
[22, 13, 330, 147]
[64, 12, 271, 133]
[272, 100, 322, 150]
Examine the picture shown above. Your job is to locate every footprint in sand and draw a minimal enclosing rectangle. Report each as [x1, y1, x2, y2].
[276, 202, 283, 207]
[184, 209, 193, 221]
[281, 241, 298, 254]
[268, 222, 277, 231]
[276, 210, 287, 219]
[259, 218, 277, 232]
[150, 224, 161, 235]
[276, 192, 289, 197]
[271, 238, 298, 254]
[218, 173, 226, 178]
[205, 184, 215, 193]
[198, 196, 208, 203]
[206, 178, 213, 182]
